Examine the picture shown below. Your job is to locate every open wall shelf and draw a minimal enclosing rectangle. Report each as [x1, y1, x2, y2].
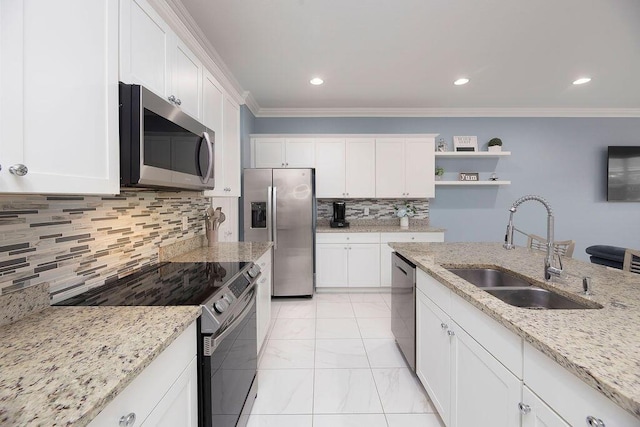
[435, 151, 511, 158]
[435, 180, 511, 186]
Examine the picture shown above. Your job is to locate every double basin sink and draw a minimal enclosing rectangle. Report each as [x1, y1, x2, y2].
[447, 268, 601, 310]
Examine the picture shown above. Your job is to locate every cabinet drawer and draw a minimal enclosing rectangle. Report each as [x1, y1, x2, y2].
[524, 342, 638, 426]
[416, 268, 451, 313]
[450, 292, 523, 378]
[316, 232, 380, 244]
[89, 322, 197, 426]
[381, 232, 444, 243]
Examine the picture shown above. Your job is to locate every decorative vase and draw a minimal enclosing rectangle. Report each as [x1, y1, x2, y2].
[488, 145, 502, 152]
[435, 175, 443, 181]
[400, 216, 409, 228]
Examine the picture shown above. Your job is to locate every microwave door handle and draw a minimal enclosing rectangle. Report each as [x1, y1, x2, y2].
[272, 186, 278, 250]
[200, 131, 214, 184]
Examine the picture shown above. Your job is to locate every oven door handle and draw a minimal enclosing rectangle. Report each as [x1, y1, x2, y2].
[199, 131, 214, 184]
[212, 287, 256, 350]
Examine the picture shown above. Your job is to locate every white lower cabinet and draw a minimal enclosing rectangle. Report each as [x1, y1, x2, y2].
[316, 242, 380, 287]
[316, 244, 349, 287]
[521, 386, 570, 427]
[255, 249, 273, 353]
[89, 322, 197, 426]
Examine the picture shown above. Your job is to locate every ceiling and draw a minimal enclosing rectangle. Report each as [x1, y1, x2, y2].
[177, 0, 640, 115]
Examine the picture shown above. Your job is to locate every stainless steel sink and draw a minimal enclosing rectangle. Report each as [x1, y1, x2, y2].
[446, 267, 600, 310]
[448, 268, 534, 288]
[484, 288, 596, 310]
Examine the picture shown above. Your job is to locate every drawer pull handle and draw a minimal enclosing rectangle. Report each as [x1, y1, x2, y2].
[447, 330, 455, 337]
[119, 413, 136, 427]
[440, 323, 448, 330]
[586, 416, 605, 427]
[518, 402, 531, 415]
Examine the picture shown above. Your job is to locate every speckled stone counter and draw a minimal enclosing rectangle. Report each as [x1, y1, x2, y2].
[317, 224, 445, 233]
[167, 241, 273, 263]
[390, 242, 640, 420]
[0, 306, 200, 426]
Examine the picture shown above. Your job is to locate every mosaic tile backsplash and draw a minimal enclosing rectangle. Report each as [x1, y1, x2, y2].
[317, 199, 429, 220]
[0, 191, 210, 301]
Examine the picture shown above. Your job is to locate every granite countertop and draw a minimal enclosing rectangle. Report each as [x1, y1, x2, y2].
[316, 224, 446, 233]
[390, 242, 640, 420]
[167, 241, 273, 263]
[0, 305, 200, 426]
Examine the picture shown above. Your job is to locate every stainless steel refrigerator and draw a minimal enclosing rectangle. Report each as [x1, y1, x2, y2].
[243, 168, 315, 297]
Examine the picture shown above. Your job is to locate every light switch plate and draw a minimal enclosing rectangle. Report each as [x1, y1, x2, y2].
[364, 207, 370, 216]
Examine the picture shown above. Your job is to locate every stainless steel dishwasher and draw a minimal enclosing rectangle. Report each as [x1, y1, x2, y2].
[391, 252, 417, 371]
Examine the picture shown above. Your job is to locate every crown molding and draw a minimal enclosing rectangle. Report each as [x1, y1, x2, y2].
[150, 0, 246, 105]
[253, 107, 640, 118]
[242, 92, 261, 117]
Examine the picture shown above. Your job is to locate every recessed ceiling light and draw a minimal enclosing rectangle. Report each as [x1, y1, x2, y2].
[310, 77, 324, 85]
[573, 77, 592, 85]
[454, 78, 469, 86]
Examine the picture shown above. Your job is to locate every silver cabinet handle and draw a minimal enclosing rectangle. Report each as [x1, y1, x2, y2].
[168, 95, 176, 103]
[586, 416, 605, 427]
[518, 402, 531, 415]
[175, 98, 182, 105]
[447, 330, 455, 336]
[119, 413, 136, 427]
[285, 162, 289, 166]
[440, 323, 448, 330]
[0, 164, 2, 171]
[9, 164, 28, 176]
[281, 163, 285, 167]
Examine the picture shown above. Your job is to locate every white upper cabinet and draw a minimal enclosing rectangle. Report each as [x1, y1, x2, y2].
[221, 95, 241, 195]
[376, 138, 435, 198]
[253, 138, 315, 168]
[315, 138, 375, 198]
[0, 0, 119, 195]
[120, 0, 203, 121]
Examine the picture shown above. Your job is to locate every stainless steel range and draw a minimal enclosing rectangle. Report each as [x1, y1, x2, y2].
[55, 260, 261, 427]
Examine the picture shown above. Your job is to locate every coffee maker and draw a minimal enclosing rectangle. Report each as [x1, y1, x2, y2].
[330, 201, 349, 228]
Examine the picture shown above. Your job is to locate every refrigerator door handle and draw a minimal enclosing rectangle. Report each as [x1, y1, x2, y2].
[272, 186, 278, 250]
[267, 186, 274, 245]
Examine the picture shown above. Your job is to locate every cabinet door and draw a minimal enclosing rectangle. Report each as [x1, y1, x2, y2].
[375, 139, 405, 198]
[316, 244, 348, 287]
[450, 325, 521, 427]
[222, 95, 241, 195]
[380, 244, 394, 287]
[345, 138, 376, 198]
[141, 357, 198, 427]
[120, 0, 173, 98]
[254, 138, 285, 168]
[315, 139, 346, 198]
[405, 139, 435, 198]
[173, 39, 202, 120]
[416, 290, 452, 426]
[0, 0, 119, 195]
[521, 386, 570, 427]
[256, 259, 272, 353]
[347, 244, 380, 287]
[284, 138, 315, 167]
[203, 71, 226, 196]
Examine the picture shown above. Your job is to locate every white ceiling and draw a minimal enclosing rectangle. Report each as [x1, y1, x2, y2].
[177, 0, 640, 115]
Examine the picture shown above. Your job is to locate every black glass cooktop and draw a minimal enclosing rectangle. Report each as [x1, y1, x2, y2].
[55, 261, 248, 307]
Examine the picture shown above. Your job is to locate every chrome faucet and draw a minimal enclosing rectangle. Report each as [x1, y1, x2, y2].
[503, 195, 563, 281]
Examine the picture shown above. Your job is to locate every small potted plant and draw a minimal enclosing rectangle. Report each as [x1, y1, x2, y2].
[394, 203, 417, 228]
[488, 137, 503, 152]
[435, 167, 444, 181]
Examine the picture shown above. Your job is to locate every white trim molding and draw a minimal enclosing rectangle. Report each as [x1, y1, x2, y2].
[242, 91, 261, 117]
[252, 107, 640, 118]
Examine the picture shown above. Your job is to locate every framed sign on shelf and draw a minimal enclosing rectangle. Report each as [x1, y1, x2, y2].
[459, 172, 479, 182]
[453, 136, 478, 152]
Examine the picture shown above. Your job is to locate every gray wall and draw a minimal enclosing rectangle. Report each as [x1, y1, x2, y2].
[251, 117, 640, 261]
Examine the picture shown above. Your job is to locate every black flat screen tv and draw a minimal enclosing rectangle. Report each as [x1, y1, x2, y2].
[608, 146, 640, 201]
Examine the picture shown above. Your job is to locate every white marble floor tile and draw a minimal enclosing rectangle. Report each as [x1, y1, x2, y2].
[314, 368, 383, 414]
[315, 339, 369, 368]
[316, 318, 361, 339]
[349, 293, 385, 303]
[259, 339, 315, 369]
[247, 414, 313, 427]
[316, 302, 355, 318]
[381, 293, 392, 308]
[363, 339, 409, 368]
[314, 293, 351, 302]
[356, 317, 394, 339]
[314, 414, 388, 427]
[270, 318, 316, 340]
[251, 369, 314, 414]
[372, 368, 434, 414]
[352, 302, 391, 318]
[276, 301, 317, 319]
[386, 413, 444, 427]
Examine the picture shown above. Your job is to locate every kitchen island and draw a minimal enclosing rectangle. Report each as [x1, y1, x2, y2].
[391, 242, 640, 423]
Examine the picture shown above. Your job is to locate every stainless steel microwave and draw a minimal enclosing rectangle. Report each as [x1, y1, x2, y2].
[119, 83, 215, 191]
